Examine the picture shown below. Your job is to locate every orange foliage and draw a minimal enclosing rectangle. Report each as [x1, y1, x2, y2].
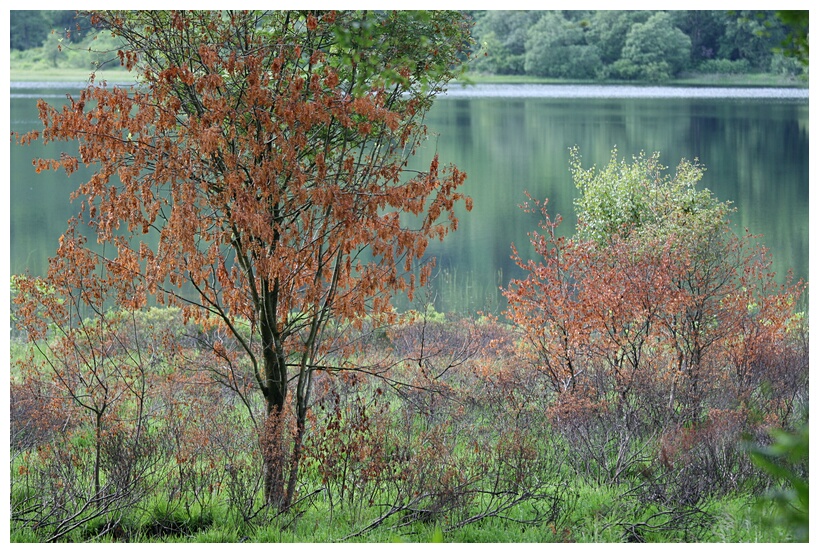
[505, 196, 806, 430]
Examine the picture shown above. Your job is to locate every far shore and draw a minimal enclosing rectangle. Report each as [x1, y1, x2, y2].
[9, 67, 808, 89]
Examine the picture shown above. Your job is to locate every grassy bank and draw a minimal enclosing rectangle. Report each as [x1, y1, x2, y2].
[456, 71, 807, 87]
[9, 67, 135, 83]
[10, 67, 807, 88]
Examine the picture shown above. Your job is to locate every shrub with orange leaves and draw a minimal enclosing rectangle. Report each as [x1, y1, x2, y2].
[504, 149, 807, 486]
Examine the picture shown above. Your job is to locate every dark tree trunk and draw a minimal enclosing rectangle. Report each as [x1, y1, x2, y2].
[261, 404, 287, 508]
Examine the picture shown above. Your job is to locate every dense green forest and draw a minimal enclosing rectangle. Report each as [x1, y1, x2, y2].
[466, 10, 807, 81]
[10, 10, 808, 82]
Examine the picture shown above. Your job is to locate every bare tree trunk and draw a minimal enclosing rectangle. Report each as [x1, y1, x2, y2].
[94, 411, 103, 497]
[284, 419, 305, 511]
[284, 355, 315, 510]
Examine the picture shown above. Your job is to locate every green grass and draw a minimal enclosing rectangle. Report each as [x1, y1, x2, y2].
[10, 66, 805, 89]
[8, 314, 807, 543]
[9, 436, 798, 544]
[457, 71, 806, 88]
[10, 67, 134, 83]
[9, 492, 791, 543]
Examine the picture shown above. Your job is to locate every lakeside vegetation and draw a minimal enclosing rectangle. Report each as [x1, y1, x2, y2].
[7, 304, 809, 542]
[9, 9, 809, 543]
[9, 67, 807, 89]
[461, 71, 807, 87]
[11, 146, 809, 542]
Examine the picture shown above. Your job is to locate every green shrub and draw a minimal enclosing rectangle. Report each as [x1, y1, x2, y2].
[748, 425, 809, 542]
[570, 146, 730, 247]
[697, 58, 752, 74]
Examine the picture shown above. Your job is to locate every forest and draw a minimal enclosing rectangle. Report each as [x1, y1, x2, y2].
[467, 10, 807, 81]
[9, 10, 810, 82]
[8, 9, 809, 543]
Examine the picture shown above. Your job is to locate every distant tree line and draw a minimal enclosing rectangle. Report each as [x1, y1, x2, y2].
[9, 10, 808, 80]
[467, 10, 807, 81]
[10, 11, 92, 50]
[10, 10, 129, 71]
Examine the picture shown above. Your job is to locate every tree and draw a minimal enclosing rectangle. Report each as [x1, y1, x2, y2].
[571, 148, 804, 421]
[523, 12, 602, 79]
[775, 11, 809, 67]
[612, 12, 692, 81]
[719, 11, 786, 71]
[670, 11, 727, 65]
[15, 9, 473, 510]
[586, 10, 652, 66]
[11, 277, 166, 541]
[470, 10, 542, 75]
[9, 11, 51, 50]
[9, 10, 93, 50]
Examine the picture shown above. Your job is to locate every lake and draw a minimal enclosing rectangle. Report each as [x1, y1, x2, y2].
[9, 83, 809, 313]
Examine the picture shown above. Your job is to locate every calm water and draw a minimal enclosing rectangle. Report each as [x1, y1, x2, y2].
[9, 83, 809, 313]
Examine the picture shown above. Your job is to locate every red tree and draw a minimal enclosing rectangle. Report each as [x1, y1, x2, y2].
[15, 10, 472, 508]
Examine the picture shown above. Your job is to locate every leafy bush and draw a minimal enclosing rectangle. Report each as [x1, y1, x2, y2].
[768, 52, 806, 79]
[697, 58, 752, 74]
[747, 425, 809, 542]
[570, 146, 729, 247]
